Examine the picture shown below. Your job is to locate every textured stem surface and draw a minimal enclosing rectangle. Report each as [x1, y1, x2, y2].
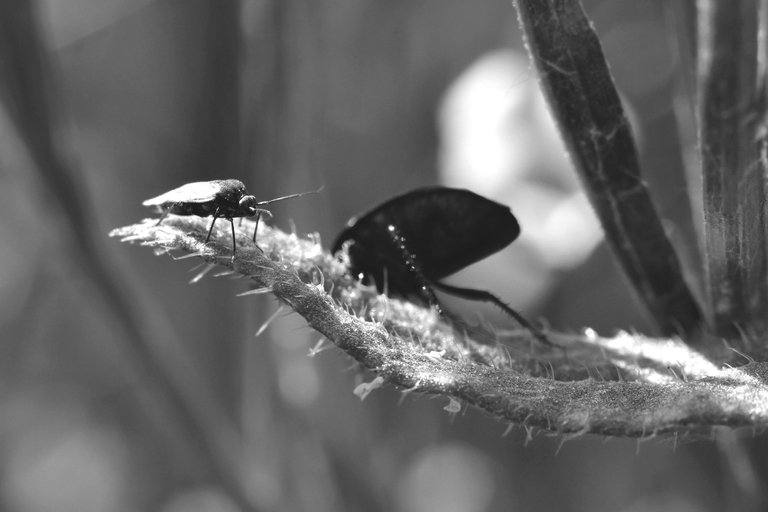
[512, 0, 704, 339]
[698, 0, 768, 338]
[111, 217, 768, 437]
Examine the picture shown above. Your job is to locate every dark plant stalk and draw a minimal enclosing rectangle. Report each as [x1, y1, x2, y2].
[512, 0, 704, 340]
[698, 0, 768, 340]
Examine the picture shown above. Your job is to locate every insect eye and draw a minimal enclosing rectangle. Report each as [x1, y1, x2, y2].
[239, 196, 258, 214]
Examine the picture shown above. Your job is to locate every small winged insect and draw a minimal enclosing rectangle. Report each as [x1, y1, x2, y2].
[143, 179, 315, 255]
[332, 187, 549, 344]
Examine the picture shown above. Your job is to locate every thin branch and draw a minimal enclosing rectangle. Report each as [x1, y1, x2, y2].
[112, 217, 768, 437]
[512, 0, 704, 340]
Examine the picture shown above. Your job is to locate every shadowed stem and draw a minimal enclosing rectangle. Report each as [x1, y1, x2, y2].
[698, 0, 768, 340]
[512, 0, 704, 340]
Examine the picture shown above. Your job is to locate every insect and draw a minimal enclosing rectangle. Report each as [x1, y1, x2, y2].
[143, 179, 316, 255]
[332, 187, 549, 344]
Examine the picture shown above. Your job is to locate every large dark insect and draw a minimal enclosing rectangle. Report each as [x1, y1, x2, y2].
[332, 187, 548, 344]
[143, 179, 315, 255]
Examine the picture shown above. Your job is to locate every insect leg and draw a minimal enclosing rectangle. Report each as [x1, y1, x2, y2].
[251, 209, 273, 243]
[385, 225, 443, 314]
[155, 208, 171, 226]
[205, 208, 221, 243]
[229, 218, 237, 255]
[431, 281, 552, 346]
[252, 212, 261, 243]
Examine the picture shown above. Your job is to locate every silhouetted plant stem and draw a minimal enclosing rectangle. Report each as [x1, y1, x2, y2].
[697, 0, 768, 340]
[512, 0, 704, 340]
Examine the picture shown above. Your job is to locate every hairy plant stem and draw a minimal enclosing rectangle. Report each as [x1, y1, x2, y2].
[112, 217, 768, 437]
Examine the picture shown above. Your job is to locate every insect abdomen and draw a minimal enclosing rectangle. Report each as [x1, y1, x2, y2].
[164, 201, 217, 217]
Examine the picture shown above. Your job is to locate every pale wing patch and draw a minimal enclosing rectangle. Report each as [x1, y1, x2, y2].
[142, 181, 223, 206]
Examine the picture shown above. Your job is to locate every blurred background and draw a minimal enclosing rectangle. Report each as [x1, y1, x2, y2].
[0, 0, 763, 511]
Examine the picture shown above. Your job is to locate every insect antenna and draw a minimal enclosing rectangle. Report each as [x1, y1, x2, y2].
[255, 186, 324, 207]
[249, 187, 321, 243]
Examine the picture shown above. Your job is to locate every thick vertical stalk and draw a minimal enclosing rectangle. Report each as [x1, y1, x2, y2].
[512, 0, 703, 339]
[698, 0, 768, 339]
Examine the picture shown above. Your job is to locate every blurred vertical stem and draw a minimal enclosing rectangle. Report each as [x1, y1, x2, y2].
[194, 0, 244, 421]
[0, 2, 257, 510]
[666, 1, 705, 247]
[242, 1, 301, 184]
[195, 0, 241, 175]
[512, 0, 704, 339]
[698, 0, 768, 340]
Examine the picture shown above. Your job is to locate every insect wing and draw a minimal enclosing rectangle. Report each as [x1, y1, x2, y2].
[334, 187, 520, 281]
[142, 180, 244, 206]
